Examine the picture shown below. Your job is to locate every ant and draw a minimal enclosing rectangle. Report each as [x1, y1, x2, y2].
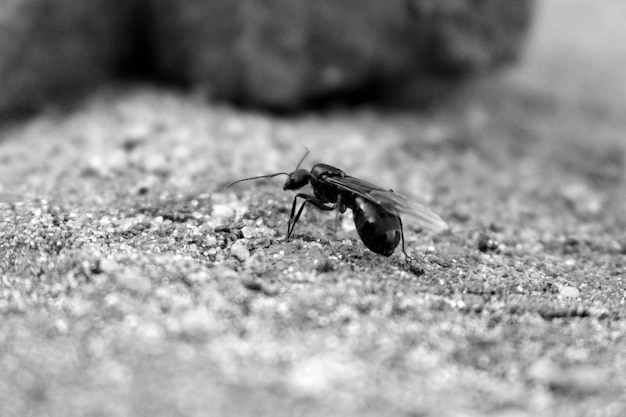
[226, 149, 447, 258]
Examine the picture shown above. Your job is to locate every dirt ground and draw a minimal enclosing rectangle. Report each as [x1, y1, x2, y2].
[1, 1, 625, 416]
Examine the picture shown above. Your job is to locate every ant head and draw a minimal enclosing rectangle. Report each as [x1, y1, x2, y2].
[225, 146, 311, 191]
[283, 169, 309, 190]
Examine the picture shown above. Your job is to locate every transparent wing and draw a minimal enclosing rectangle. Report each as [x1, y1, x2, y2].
[369, 190, 448, 233]
[323, 176, 448, 233]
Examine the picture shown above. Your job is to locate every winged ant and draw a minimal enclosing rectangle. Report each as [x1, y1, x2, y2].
[225, 149, 448, 258]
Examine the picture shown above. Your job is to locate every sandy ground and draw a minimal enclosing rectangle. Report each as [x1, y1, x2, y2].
[1, 1, 626, 416]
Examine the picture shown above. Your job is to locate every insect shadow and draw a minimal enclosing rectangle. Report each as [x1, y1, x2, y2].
[225, 149, 448, 259]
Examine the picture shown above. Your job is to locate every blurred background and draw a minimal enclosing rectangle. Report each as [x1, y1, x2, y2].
[509, 0, 626, 107]
[2, 0, 624, 119]
[1, 0, 535, 116]
[1, 2, 626, 417]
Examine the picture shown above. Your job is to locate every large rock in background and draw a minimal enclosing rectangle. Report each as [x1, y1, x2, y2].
[0, 0, 534, 115]
[0, 0, 136, 116]
[151, 0, 535, 108]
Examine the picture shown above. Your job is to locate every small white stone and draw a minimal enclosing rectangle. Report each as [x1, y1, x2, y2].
[179, 308, 215, 339]
[244, 250, 267, 274]
[229, 240, 250, 262]
[211, 204, 235, 219]
[54, 319, 69, 335]
[185, 270, 211, 284]
[559, 285, 580, 299]
[136, 321, 166, 343]
[99, 258, 120, 274]
[117, 267, 152, 295]
[213, 265, 239, 280]
[561, 183, 605, 217]
[241, 225, 255, 239]
[204, 235, 218, 247]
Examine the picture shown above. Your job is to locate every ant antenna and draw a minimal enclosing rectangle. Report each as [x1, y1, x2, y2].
[224, 145, 309, 189]
[295, 146, 309, 170]
[224, 172, 290, 189]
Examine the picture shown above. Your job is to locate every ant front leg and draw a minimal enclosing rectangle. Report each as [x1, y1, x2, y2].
[287, 193, 335, 239]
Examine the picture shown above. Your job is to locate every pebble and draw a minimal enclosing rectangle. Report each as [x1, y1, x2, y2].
[561, 183, 605, 217]
[528, 358, 561, 386]
[123, 123, 151, 146]
[477, 232, 499, 252]
[138, 153, 170, 175]
[211, 204, 235, 219]
[117, 267, 153, 295]
[204, 235, 218, 247]
[53, 319, 69, 335]
[133, 175, 159, 195]
[241, 225, 256, 239]
[559, 285, 580, 299]
[529, 359, 606, 394]
[83, 150, 128, 177]
[99, 258, 120, 274]
[136, 321, 166, 344]
[179, 308, 215, 339]
[184, 270, 212, 285]
[213, 265, 239, 280]
[314, 257, 336, 273]
[229, 240, 250, 262]
[244, 250, 268, 274]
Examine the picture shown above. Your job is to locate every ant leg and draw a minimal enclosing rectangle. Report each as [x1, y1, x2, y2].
[287, 193, 335, 239]
[287, 199, 307, 238]
[287, 194, 317, 237]
[287, 195, 303, 237]
[398, 217, 414, 261]
[332, 194, 343, 238]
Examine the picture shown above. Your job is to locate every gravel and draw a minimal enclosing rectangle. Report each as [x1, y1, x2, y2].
[2, 2, 626, 416]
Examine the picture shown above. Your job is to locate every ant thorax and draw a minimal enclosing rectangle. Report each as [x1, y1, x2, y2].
[310, 164, 346, 179]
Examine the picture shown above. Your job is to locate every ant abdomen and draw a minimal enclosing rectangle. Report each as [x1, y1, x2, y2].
[353, 197, 401, 257]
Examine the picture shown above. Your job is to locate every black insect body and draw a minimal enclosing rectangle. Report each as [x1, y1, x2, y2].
[226, 151, 448, 258]
[283, 163, 403, 257]
[352, 196, 401, 256]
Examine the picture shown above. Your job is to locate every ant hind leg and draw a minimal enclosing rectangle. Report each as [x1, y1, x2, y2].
[332, 194, 344, 238]
[398, 218, 414, 262]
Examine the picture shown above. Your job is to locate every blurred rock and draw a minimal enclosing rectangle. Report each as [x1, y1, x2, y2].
[178, 307, 217, 340]
[0, 0, 136, 116]
[135, 321, 166, 344]
[561, 182, 606, 218]
[558, 285, 580, 299]
[477, 232, 500, 252]
[229, 240, 250, 262]
[151, 0, 535, 108]
[211, 204, 235, 220]
[528, 359, 606, 394]
[116, 267, 153, 295]
[0, 0, 534, 115]
[243, 250, 268, 274]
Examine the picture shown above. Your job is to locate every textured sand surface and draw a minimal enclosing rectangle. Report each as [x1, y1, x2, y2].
[1, 1, 625, 416]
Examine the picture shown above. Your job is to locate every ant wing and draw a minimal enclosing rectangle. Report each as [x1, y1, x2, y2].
[324, 175, 448, 234]
[321, 175, 388, 202]
[368, 189, 448, 233]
